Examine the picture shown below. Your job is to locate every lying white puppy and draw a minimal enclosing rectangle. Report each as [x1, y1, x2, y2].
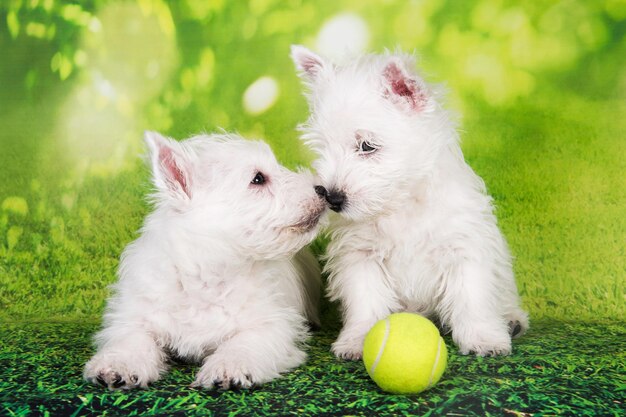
[85, 131, 325, 390]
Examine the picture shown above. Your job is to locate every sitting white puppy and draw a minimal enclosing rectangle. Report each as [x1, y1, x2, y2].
[291, 46, 528, 358]
[84, 131, 325, 390]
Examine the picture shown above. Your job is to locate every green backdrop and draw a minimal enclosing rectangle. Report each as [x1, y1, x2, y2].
[1, 1, 624, 416]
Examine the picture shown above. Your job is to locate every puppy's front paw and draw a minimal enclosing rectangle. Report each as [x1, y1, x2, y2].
[507, 310, 529, 339]
[91, 368, 139, 390]
[331, 331, 366, 361]
[455, 329, 512, 357]
[84, 354, 150, 390]
[192, 355, 256, 390]
[462, 342, 512, 357]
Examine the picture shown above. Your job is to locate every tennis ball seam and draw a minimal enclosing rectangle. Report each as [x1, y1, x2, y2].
[369, 317, 390, 376]
[426, 337, 443, 389]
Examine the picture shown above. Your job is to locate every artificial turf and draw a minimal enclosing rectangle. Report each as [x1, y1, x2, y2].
[1, 1, 625, 416]
[1, 320, 624, 416]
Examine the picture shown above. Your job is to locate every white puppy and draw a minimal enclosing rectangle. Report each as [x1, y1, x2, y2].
[84, 131, 325, 390]
[291, 46, 529, 358]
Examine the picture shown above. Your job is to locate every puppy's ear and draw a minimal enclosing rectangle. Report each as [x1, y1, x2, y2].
[381, 57, 430, 113]
[291, 45, 328, 82]
[144, 131, 193, 200]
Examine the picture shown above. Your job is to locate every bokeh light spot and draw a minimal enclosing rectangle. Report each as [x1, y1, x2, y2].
[57, 0, 178, 177]
[243, 76, 279, 115]
[316, 12, 370, 62]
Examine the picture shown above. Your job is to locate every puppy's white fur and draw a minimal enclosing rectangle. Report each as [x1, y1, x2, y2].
[291, 46, 528, 358]
[84, 132, 325, 390]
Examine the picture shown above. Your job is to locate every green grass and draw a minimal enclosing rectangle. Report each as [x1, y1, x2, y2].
[1, 321, 624, 416]
[461, 92, 626, 321]
[1, 1, 625, 415]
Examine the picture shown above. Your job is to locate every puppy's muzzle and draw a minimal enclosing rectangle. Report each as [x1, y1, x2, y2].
[325, 189, 346, 212]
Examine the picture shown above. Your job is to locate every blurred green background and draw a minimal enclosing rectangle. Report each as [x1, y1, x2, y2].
[0, 0, 624, 323]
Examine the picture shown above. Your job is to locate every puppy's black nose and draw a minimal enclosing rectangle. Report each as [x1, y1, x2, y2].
[326, 190, 346, 212]
[314, 185, 327, 198]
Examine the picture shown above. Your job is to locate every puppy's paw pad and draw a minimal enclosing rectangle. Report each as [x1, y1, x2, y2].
[508, 320, 523, 338]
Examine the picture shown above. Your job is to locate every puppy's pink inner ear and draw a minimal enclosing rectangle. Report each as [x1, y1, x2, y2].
[159, 147, 190, 197]
[383, 62, 427, 112]
[299, 55, 324, 78]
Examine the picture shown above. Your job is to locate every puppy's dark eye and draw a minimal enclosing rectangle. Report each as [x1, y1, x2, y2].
[355, 129, 379, 155]
[251, 172, 266, 185]
[360, 141, 376, 153]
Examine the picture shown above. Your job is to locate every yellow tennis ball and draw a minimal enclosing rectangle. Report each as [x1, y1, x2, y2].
[362, 312, 447, 394]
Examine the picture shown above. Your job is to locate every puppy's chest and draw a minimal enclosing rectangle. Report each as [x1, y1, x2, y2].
[371, 213, 441, 299]
[174, 272, 251, 314]
[375, 212, 433, 259]
[157, 270, 255, 332]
